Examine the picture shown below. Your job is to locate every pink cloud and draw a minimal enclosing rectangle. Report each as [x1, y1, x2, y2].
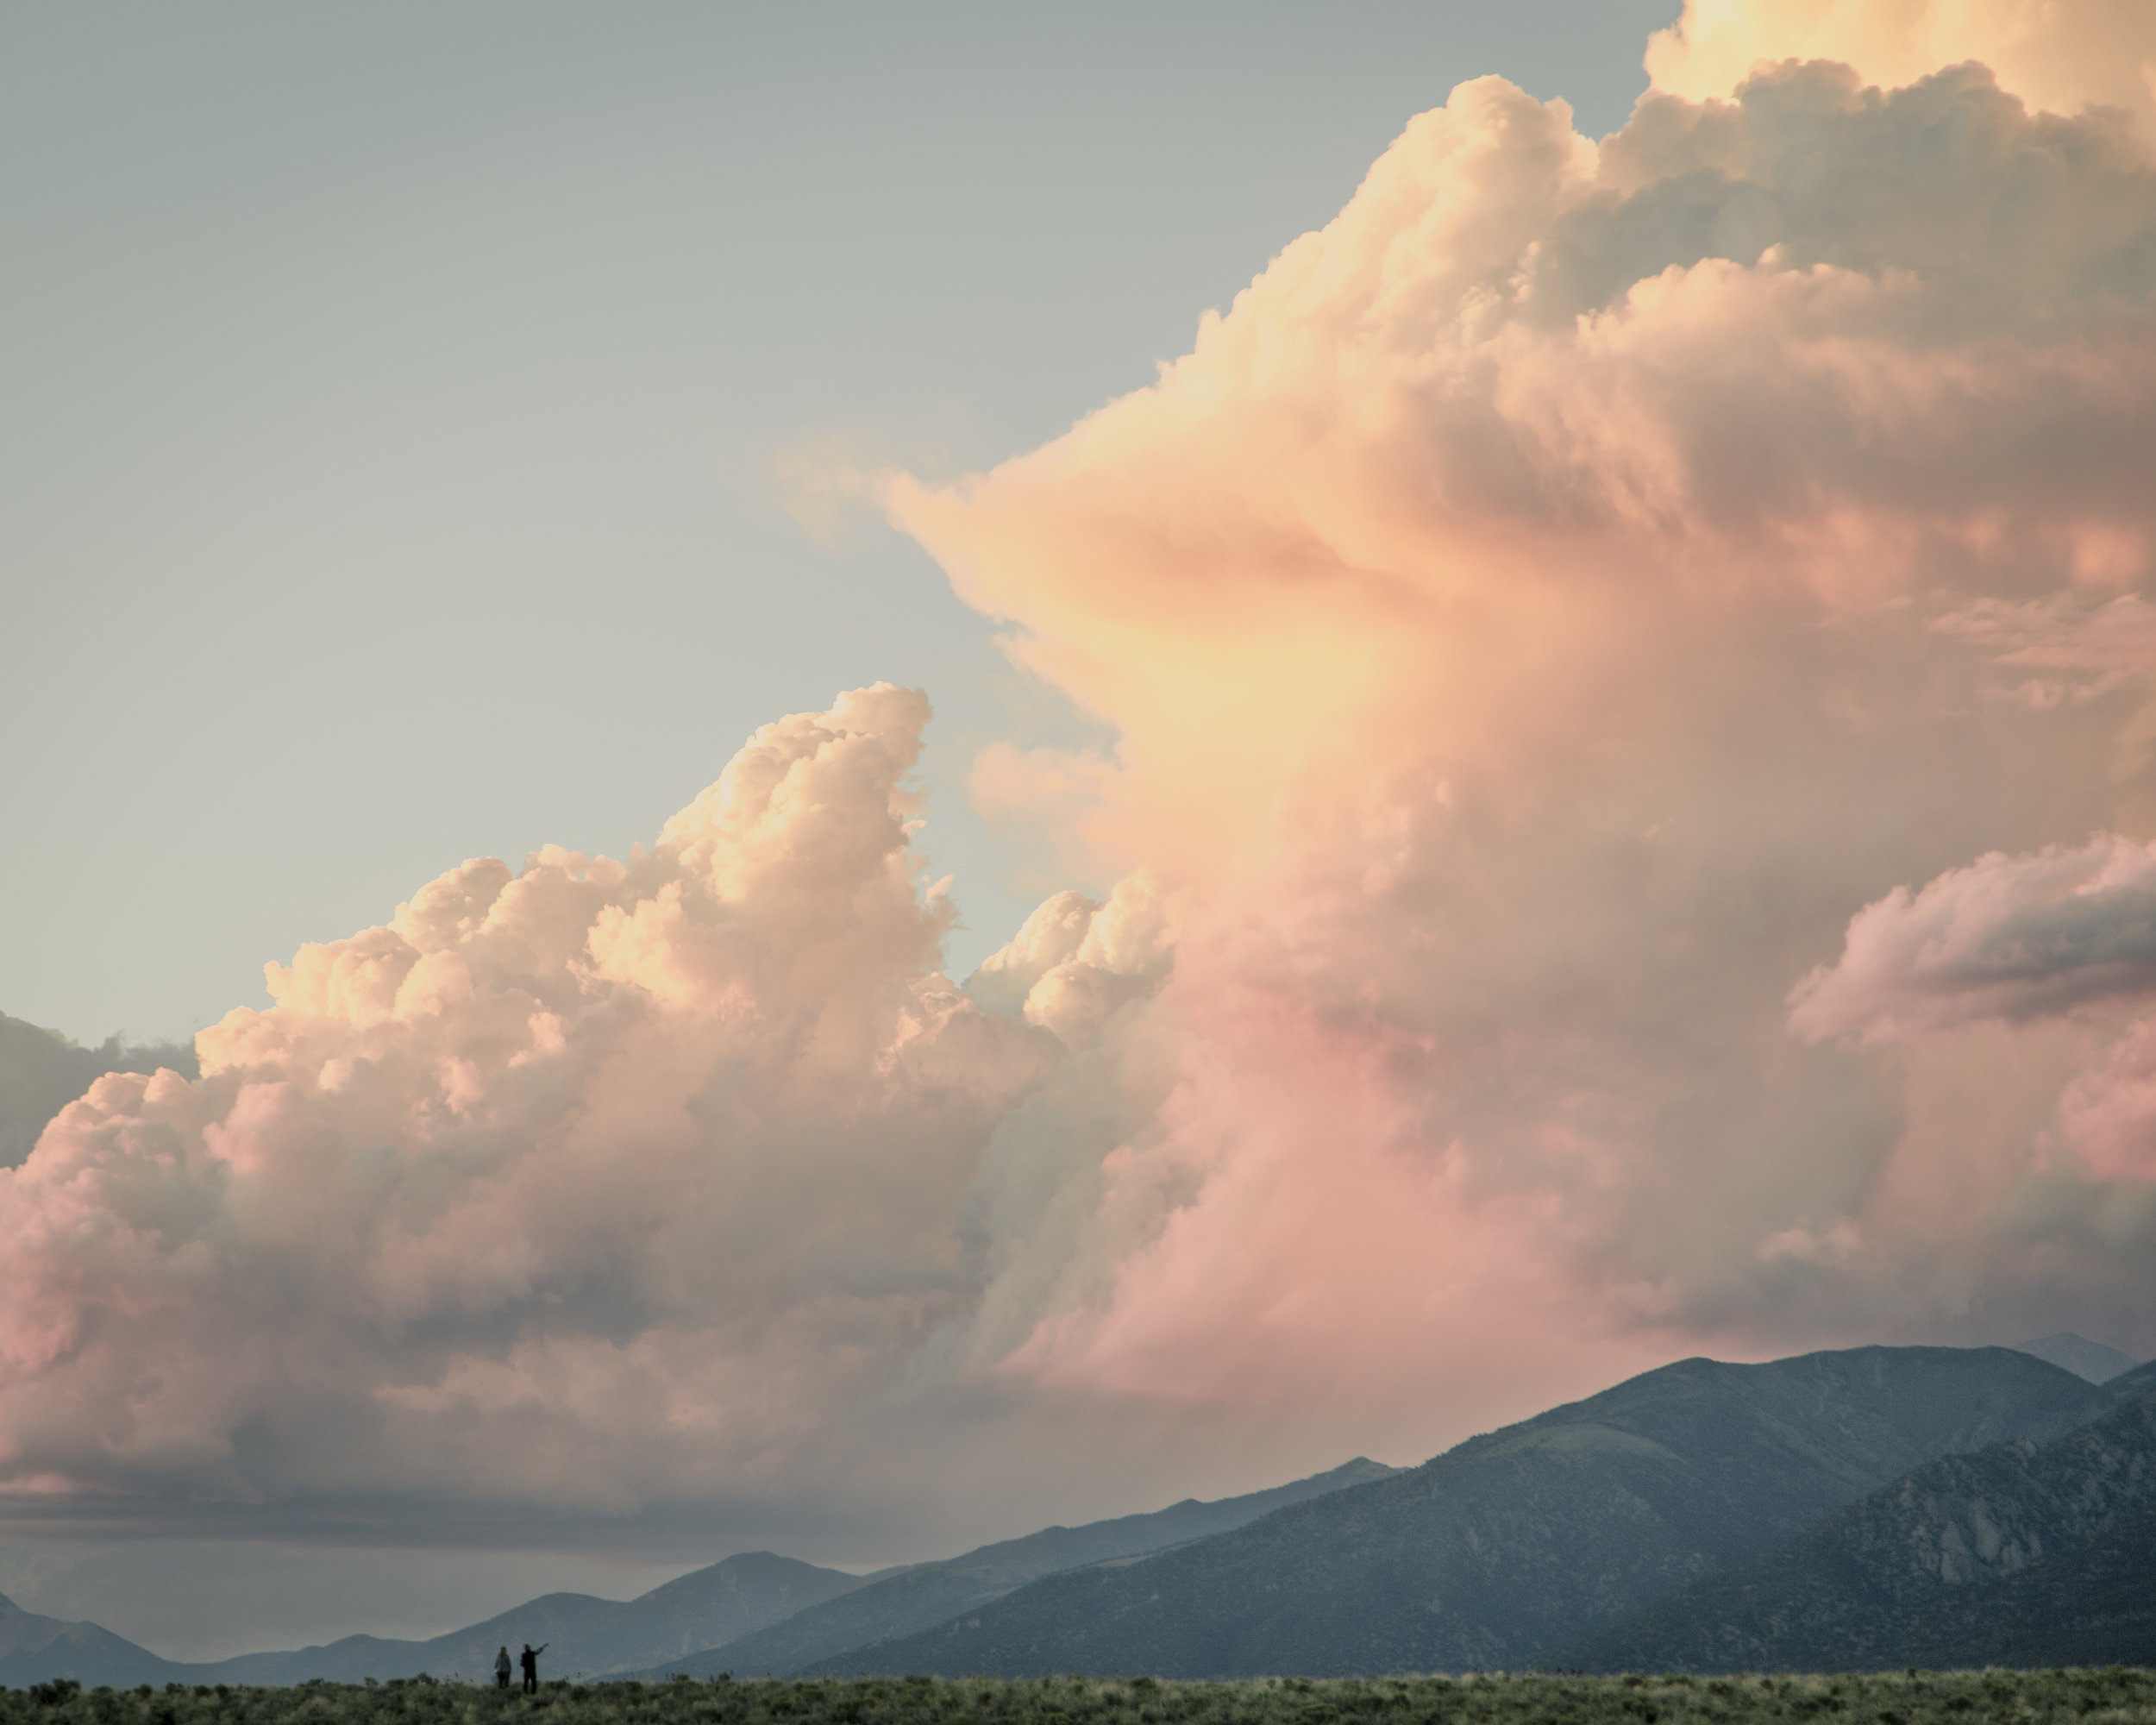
[2053, 1019, 2156, 1182]
[1789, 835, 2156, 1044]
[0, 688, 1056, 1509]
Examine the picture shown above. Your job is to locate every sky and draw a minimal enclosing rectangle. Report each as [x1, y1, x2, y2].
[3, 0, 1676, 1051]
[4, 0, 2156, 1668]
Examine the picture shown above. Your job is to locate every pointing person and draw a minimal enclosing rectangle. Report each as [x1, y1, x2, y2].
[520, 1642, 548, 1694]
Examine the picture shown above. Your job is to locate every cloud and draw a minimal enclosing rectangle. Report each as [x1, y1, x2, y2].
[11, 2, 2156, 1547]
[1645, 0, 2156, 145]
[968, 875, 1175, 1046]
[0, 687, 1056, 1514]
[1790, 831, 2156, 1185]
[2053, 1018, 2156, 1182]
[1789, 835, 2156, 1042]
[1936, 594, 2156, 675]
[0, 1019, 198, 1170]
[889, 36, 2156, 1389]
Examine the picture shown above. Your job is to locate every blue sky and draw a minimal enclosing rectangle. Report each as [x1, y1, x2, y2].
[3, 0, 1676, 1050]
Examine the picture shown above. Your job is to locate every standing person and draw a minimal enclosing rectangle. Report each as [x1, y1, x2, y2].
[520, 1643, 547, 1694]
[495, 1648, 512, 1690]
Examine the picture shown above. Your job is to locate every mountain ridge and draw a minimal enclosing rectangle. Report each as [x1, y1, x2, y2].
[624, 1457, 1400, 1679]
[803, 1346, 2113, 1678]
[0, 1551, 865, 1689]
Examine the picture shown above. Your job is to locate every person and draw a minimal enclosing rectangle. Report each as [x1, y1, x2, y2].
[495, 1648, 512, 1690]
[520, 1642, 547, 1694]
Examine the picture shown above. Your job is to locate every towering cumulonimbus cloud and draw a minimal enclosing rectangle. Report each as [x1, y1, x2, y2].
[892, 0, 2156, 1402]
[5, 0, 2156, 1525]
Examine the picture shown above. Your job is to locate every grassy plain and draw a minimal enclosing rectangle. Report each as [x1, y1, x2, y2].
[5, 1670, 2152, 1725]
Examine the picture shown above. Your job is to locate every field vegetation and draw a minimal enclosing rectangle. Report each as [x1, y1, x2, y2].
[3, 1668, 2151, 1725]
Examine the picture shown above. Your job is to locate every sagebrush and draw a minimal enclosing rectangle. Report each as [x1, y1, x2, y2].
[5, 1668, 2153, 1725]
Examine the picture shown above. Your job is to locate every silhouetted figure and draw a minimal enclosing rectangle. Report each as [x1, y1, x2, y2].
[495, 1647, 512, 1690]
[520, 1642, 546, 1694]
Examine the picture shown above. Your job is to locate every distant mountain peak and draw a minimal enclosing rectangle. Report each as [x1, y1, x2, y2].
[2013, 1333, 2140, 1384]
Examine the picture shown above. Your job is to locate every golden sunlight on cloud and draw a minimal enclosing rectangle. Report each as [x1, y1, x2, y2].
[1646, 0, 2156, 143]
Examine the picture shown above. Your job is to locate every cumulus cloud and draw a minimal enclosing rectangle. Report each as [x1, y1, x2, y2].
[0, 1019, 197, 1170]
[0, 687, 1056, 1513]
[968, 875, 1175, 1045]
[10, 0, 2156, 1542]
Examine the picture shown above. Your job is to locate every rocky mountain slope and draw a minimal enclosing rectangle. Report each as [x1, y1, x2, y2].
[1564, 1381, 2156, 1672]
[808, 1346, 2113, 1678]
[630, 1458, 1398, 1679]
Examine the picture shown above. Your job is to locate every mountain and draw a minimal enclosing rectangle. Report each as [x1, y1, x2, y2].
[0, 1550, 867, 1689]
[2014, 1333, 2140, 1385]
[631, 1457, 1399, 1678]
[808, 1346, 2113, 1678]
[0, 1595, 184, 1690]
[204, 1548, 873, 1684]
[1564, 1382, 2156, 1672]
[2104, 1357, 2156, 1402]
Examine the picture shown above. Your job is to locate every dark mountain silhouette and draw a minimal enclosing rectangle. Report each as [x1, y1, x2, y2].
[805, 1346, 2113, 1678]
[0, 1550, 865, 1689]
[631, 1457, 1399, 1678]
[1564, 1383, 2156, 1672]
[2013, 1333, 2140, 1384]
